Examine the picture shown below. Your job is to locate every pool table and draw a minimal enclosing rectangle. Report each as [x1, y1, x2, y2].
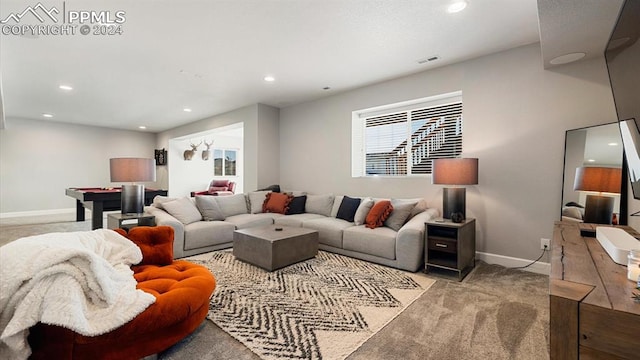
[65, 187, 168, 229]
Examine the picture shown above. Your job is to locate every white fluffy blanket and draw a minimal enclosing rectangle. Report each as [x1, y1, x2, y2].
[0, 229, 156, 360]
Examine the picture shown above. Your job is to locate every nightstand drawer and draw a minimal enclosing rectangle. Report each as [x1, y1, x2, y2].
[428, 237, 457, 253]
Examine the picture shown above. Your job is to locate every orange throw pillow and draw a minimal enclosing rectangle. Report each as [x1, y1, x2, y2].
[365, 200, 394, 229]
[262, 192, 293, 214]
[114, 226, 174, 265]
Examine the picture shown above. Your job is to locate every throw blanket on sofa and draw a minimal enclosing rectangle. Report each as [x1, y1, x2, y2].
[0, 229, 156, 360]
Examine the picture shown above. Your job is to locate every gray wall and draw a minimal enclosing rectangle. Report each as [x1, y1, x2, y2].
[256, 104, 280, 190]
[155, 103, 280, 193]
[279, 43, 622, 262]
[0, 118, 156, 214]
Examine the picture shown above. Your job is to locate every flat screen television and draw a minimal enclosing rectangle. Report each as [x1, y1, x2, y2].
[605, 0, 640, 199]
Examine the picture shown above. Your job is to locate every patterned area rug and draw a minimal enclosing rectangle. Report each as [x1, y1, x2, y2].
[190, 251, 434, 360]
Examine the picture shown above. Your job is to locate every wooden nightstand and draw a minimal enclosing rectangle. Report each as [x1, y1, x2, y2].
[424, 218, 476, 281]
[107, 213, 156, 230]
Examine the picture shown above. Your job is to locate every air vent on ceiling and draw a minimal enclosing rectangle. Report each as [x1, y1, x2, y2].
[417, 56, 439, 64]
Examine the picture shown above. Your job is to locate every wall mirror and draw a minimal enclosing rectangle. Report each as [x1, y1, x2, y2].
[562, 122, 627, 224]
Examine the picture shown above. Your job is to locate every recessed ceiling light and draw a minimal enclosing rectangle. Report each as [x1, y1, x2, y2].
[587, 159, 596, 162]
[549, 52, 586, 65]
[447, 1, 467, 13]
[183, 108, 192, 112]
[42, 113, 53, 118]
[608, 142, 618, 146]
[323, 86, 331, 91]
[58, 85, 73, 91]
[139, 126, 147, 130]
[264, 76, 275, 82]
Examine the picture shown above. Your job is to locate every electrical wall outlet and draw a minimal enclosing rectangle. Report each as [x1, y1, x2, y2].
[541, 238, 550, 250]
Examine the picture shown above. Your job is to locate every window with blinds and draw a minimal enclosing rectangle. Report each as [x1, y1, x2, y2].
[352, 92, 463, 177]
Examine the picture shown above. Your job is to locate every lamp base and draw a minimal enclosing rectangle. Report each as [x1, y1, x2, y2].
[443, 187, 466, 220]
[121, 184, 145, 214]
[583, 194, 614, 225]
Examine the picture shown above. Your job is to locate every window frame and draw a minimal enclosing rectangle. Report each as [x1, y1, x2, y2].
[351, 91, 463, 178]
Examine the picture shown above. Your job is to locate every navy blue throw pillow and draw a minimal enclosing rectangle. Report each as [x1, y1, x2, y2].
[287, 195, 307, 215]
[336, 196, 361, 222]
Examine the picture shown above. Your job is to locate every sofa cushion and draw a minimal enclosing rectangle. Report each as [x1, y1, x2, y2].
[303, 217, 353, 248]
[183, 221, 235, 250]
[385, 199, 419, 231]
[114, 226, 174, 266]
[409, 198, 430, 220]
[365, 200, 393, 229]
[214, 194, 248, 217]
[287, 195, 307, 215]
[162, 197, 202, 225]
[330, 195, 344, 217]
[354, 197, 374, 226]
[224, 213, 276, 229]
[195, 196, 225, 221]
[257, 184, 281, 192]
[262, 192, 293, 214]
[336, 196, 361, 222]
[305, 194, 334, 216]
[248, 191, 271, 214]
[274, 213, 324, 227]
[343, 225, 396, 260]
[152, 195, 177, 210]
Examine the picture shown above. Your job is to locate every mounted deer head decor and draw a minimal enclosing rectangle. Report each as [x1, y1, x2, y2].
[183, 140, 202, 161]
[202, 139, 214, 160]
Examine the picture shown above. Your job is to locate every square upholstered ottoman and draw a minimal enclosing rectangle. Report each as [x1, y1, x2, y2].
[233, 225, 318, 271]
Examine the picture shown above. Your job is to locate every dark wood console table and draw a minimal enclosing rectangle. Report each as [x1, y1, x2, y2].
[550, 221, 640, 359]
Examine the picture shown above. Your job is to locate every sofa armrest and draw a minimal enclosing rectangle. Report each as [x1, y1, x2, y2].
[395, 208, 440, 272]
[145, 206, 186, 258]
[191, 190, 209, 197]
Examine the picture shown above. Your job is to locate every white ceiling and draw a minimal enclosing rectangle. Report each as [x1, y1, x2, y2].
[0, 0, 625, 133]
[583, 123, 623, 166]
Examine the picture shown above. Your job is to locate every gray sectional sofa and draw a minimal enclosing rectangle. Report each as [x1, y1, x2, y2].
[145, 192, 439, 272]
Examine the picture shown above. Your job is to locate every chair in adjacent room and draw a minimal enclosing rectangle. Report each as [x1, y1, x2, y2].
[191, 179, 236, 197]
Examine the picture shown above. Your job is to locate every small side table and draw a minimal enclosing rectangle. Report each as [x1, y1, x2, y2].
[424, 218, 476, 281]
[107, 213, 156, 230]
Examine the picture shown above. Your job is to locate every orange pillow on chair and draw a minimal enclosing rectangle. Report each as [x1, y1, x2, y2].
[262, 192, 293, 214]
[365, 200, 394, 229]
[114, 226, 174, 265]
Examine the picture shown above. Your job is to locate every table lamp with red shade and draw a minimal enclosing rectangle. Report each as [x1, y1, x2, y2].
[573, 166, 622, 224]
[110, 158, 156, 214]
[432, 158, 479, 221]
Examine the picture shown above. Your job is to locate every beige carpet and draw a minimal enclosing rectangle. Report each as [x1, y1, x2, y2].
[0, 218, 92, 247]
[187, 251, 435, 360]
[0, 216, 550, 359]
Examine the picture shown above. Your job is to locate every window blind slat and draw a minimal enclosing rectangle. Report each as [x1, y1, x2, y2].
[353, 92, 463, 177]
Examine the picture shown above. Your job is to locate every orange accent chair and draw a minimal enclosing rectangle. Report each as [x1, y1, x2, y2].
[27, 226, 216, 360]
[190, 179, 236, 197]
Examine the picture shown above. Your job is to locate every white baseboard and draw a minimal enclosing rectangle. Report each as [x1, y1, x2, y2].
[476, 251, 550, 275]
[0, 208, 81, 218]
